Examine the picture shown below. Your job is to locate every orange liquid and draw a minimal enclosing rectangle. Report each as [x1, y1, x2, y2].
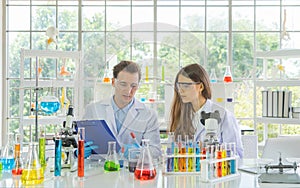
[12, 168, 23, 175]
[134, 168, 156, 180]
[103, 77, 110, 83]
[223, 76, 232, 83]
[216, 151, 222, 177]
[78, 140, 84, 177]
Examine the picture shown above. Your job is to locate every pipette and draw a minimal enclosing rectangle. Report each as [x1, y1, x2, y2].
[130, 132, 141, 148]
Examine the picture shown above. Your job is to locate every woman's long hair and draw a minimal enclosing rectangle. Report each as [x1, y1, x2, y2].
[169, 63, 212, 139]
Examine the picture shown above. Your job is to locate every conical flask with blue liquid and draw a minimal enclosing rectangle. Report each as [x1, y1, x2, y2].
[1, 133, 15, 171]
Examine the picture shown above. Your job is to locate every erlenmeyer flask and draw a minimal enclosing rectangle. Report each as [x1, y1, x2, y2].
[104, 141, 120, 172]
[223, 66, 233, 83]
[40, 95, 60, 114]
[134, 139, 156, 180]
[21, 142, 44, 185]
[1, 133, 15, 171]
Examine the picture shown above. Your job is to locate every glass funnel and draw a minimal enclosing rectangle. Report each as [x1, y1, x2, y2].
[104, 141, 120, 172]
[40, 95, 60, 114]
[21, 142, 44, 185]
[134, 139, 156, 180]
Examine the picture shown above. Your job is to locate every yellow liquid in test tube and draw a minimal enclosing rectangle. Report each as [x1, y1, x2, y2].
[21, 168, 44, 185]
[39, 137, 46, 168]
[145, 66, 149, 82]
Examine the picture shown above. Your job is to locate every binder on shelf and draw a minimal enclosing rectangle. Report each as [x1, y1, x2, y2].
[283, 90, 292, 118]
[262, 90, 268, 117]
[272, 91, 278, 117]
[277, 90, 284, 118]
[267, 90, 273, 117]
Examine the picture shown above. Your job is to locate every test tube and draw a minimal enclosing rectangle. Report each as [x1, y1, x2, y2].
[78, 127, 85, 178]
[221, 143, 227, 176]
[216, 144, 223, 178]
[229, 142, 236, 174]
[195, 142, 200, 172]
[54, 133, 62, 176]
[39, 125, 46, 168]
[173, 143, 179, 172]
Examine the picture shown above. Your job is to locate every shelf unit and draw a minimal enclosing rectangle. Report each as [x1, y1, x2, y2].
[19, 49, 83, 140]
[254, 49, 300, 142]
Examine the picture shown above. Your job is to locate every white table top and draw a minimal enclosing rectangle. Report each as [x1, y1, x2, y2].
[1, 158, 300, 188]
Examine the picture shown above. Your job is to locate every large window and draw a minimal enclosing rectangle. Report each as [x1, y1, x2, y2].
[3, 0, 300, 143]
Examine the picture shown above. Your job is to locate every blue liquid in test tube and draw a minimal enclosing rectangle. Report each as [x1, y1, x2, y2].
[54, 138, 62, 176]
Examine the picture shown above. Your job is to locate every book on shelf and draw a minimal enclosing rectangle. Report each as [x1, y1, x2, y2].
[277, 90, 284, 118]
[262, 90, 268, 117]
[267, 90, 273, 117]
[283, 90, 292, 118]
[272, 91, 278, 117]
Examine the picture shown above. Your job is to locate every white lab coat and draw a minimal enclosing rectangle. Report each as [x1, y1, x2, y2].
[194, 99, 244, 158]
[82, 97, 162, 159]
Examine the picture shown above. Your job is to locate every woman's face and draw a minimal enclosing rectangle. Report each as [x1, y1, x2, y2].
[176, 74, 203, 104]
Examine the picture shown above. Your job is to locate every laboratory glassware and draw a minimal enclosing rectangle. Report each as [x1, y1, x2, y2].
[78, 127, 85, 178]
[12, 133, 22, 175]
[1, 133, 15, 171]
[223, 66, 233, 83]
[39, 125, 46, 168]
[104, 141, 120, 172]
[40, 95, 60, 114]
[134, 139, 156, 180]
[21, 142, 44, 185]
[210, 68, 218, 83]
[54, 134, 62, 176]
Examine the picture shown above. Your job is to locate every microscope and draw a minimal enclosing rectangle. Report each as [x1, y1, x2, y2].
[201, 110, 221, 147]
[59, 105, 78, 172]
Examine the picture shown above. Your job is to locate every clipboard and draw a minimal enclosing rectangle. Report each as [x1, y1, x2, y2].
[75, 120, 121, 154]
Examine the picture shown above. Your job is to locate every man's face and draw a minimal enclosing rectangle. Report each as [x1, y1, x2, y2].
[112, 70, 139, 108]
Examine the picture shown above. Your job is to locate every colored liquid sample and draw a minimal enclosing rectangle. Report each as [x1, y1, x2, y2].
[12, 168, 23, 175]
[14, 144, 21, 158]
[173, 147, 179, 172]
[1, 158, 15, 171]
[103, 77, 110, 83]
[222, 150, 227, 176]
[230, 160, 236, 174]
[166, 148, 173, 172]
[78, 140, 85, 177]
[216, 151, 223, 177]
[195, 147, 201, 172]
[104, 161, 120, 172]
[145, 66, 149, 82]
[179, 147, 186, 172]
[187, 147, 194, 172]
[134, 168, 156, 180]
[54, 139, 62, 176]
[40, 101, 60, 114]
[128, 161, 137, 173]
[223, 76, 232, 83]
[39, 138, 46, 168]
[21, 168, 44, 185]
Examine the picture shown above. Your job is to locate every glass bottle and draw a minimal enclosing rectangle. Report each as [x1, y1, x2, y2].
[104, 141, 120, 172]
[223, 66, 233, 83]
[134, 139, 156, 180]
[21, 142, 44, 185]
[210, 68, 217, 83]
[1, 133, 15, 171]
[12, 133, 23, 175]
[40, 95, 61, 114]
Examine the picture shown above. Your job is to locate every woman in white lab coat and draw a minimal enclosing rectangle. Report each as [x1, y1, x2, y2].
[83, 61, 161, 159]
[168, 63, 244, 158]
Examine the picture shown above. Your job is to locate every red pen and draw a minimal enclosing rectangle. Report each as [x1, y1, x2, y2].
[130, 132, 141, 148]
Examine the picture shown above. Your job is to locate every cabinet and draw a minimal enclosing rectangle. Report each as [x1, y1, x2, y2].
[19, 49, 83, 140]
[254, 49, 300, 142]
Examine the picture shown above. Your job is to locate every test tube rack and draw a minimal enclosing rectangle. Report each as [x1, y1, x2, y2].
[162, 153, 240, 183]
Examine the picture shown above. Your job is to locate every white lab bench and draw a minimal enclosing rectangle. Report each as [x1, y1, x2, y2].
[1, 158, 300, 188]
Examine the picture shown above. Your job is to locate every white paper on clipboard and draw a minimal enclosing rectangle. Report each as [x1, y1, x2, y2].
[75, 120, 121, 154]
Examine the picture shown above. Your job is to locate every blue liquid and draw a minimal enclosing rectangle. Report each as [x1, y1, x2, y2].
[54, 139, 62, 176]
[1, 158, 15, 171]
[210, 79, 217, 83]
[230, 159, 236, 174]
[40, 101, 60, 114]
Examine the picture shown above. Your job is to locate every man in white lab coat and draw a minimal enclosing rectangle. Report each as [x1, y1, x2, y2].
[83, 60, 161, 159]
